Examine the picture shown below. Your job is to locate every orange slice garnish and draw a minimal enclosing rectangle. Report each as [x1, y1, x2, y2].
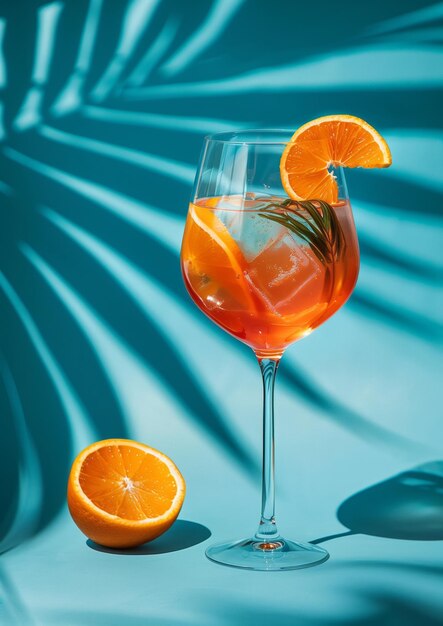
[280, 114, 392, 203]
[67, 439, 185, 548]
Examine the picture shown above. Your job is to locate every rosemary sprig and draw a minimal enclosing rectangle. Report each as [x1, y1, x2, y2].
[258, 198, 346, 265]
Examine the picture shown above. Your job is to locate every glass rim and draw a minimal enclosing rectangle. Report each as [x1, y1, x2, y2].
[204, 128, 296, 145]
[193, 194, 349, 212]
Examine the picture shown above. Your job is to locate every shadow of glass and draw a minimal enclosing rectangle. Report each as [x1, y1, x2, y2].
[313, 461, 443, 544]
[86, 520, 211, 555]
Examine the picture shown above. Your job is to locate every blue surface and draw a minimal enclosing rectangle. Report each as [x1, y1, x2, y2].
[1, 0, 443, 624]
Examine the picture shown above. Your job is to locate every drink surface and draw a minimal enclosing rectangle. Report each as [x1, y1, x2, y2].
[181, 195, 359, 357]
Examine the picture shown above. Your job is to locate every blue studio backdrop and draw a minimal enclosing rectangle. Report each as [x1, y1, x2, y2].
[1, 1, 442, 625]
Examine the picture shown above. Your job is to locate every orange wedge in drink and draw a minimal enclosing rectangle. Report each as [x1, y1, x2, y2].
[280, 114, 392, 204]
[67, 439, 185, 548]
[182, 201, 258, 312]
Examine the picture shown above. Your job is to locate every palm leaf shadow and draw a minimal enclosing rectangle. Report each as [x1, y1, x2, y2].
[0, 359, 22, 546]
[350, 291, 443, 343]
[0, 2, 38, 132]
[10, 125, 194, 221]
[359, 233, 443, 284]
[23, 208, 257, 474]
[1, 171, 131, 454]
[41, 610, 194, 626]
[9, 133, 443, 351]
[351, 170, 443, 219]
[14, 124, 440, 356]
[49, 113, 213, 174]
[278, 361, 419, 451]
[189, 589, 443, 626]
[120, 87, 443, 132]
[41, 0, 104, 110]
[7, 247, 130, 444]
[3, 140, 434, 464]
[0, 278, 73, 533]
[2, 149, 256, 473]
[1, 0, 441, 552]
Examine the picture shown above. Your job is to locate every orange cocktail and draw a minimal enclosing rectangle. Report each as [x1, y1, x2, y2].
[180, 117, 391, 571]
[181, 195, 359, 358]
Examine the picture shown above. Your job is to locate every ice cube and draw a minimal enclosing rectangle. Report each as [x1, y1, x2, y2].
[246, 233, 326, 315]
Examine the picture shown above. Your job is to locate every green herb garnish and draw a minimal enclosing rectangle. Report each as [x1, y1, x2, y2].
[259, 199, 346, 265]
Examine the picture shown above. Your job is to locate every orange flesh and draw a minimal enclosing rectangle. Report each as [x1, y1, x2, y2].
[281, 118, 392, 204]
[79, 445, 178, 520]
[183, 204, 260, 314]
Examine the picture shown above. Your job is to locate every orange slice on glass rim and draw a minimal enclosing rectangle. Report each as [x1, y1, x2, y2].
[67, 439, 185, 548]
[280, 114, 392, 204]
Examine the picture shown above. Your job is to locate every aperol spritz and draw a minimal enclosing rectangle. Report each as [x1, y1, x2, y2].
[182, 194, 359, 359]
[181, 121, 390, 570]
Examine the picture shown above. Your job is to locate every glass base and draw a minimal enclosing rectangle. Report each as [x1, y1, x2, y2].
[205, 536, 329, 571]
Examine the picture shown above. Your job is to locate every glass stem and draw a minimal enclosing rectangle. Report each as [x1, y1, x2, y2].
[255, 357, 280, 542]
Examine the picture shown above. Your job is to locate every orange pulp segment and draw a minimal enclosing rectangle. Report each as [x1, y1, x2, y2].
[280, 114, 392, 204]
[67, 439, 185, 548]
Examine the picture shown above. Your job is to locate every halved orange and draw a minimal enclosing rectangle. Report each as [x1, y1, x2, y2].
[280, 115, 392, 204]
[181, 201, 258, 312]
[67, 439, 185, 548]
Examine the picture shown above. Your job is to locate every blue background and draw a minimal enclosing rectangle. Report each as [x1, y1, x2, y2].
[1, 1, 442, 624]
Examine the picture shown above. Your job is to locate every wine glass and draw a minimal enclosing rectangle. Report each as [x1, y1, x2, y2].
[180, 130, 359, 570]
